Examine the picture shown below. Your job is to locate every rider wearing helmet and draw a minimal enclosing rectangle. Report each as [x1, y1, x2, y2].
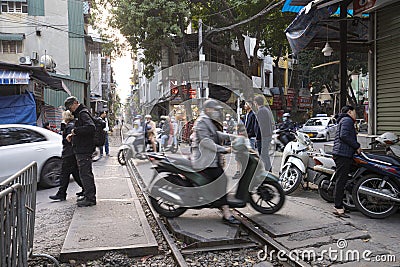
[279, 112, 295, 145]
[191, 99, 242, 225]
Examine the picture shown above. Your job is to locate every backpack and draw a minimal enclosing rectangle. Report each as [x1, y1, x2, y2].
[80, 110, 106, 147]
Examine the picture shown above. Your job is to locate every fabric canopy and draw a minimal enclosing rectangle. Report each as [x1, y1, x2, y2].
[0, 92, 36, 125]
[285, 1, 338, 54]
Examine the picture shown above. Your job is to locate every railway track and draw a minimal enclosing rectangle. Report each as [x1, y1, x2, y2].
[127, 158, 309, 267]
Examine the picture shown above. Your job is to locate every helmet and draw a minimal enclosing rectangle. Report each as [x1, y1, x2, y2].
[203, 99, 223, 110]
[135, 115, 142, 120]
[376, 132, 399, 145]
[283, 113, 290, 117]
[145, 114, 152, 119]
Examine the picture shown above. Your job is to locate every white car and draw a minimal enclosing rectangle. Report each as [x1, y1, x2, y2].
[300, 116, 337, 141]
[0, 124, 62, 188]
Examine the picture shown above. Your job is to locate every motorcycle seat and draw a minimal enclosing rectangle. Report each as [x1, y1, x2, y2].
[365, 153, 400, 166]
[166, 155, 192, 168]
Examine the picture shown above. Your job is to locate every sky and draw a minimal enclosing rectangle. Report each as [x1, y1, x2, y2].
[112, 51, 132, 103]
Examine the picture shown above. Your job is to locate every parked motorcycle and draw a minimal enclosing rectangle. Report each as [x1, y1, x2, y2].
[147, 135, 285, 218]
[313, 149, 357, 211]
[278, 131, 314, 194]
[117, 129, 146, 165]
[351, 132, 400, 218]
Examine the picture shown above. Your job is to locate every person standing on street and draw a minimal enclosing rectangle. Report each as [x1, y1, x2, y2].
[49, 110, 84, 201]
[244, 102, 257, 150]
[332, 105, 361, 218]
[253, 95, 274, 172]
[64, 96, 97, 207]
[99, 111, 110, 157]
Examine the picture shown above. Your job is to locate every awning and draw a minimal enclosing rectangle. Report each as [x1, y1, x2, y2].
[0, 33, 25, 41]
[0, 70, 29, 84]
[0, 62, 70, 93]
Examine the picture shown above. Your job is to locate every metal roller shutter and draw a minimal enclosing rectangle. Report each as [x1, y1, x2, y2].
[376, 2, 400, 134]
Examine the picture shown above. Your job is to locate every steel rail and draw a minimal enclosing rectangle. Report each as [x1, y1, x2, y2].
[126, 159, 188, 267]
[233, 209, 310, 267]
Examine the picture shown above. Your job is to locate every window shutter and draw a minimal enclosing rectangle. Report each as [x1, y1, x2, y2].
[28, 0, 44, 16]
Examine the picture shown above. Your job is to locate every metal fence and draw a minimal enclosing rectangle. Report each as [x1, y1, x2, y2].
[0, 162, 59, 266]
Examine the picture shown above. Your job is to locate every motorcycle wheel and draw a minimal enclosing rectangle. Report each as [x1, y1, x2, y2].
[148, 173, 190, 218]
[149, 196, 187, 218]
[117, 150, 126, 165]
[249, 180, 285, 214]
[279, 165, 303, 194]
[352, 174, 399, 219]
[170, 144, 179, 154]
[318, 175, 334, 202]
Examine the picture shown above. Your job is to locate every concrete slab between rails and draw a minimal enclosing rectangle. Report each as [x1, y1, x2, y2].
[166, 209, 243, 244]
[60, 199, 157, 261]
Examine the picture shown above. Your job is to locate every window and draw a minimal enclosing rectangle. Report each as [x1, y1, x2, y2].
[0, 127, 46, 147]
[1, 1, 28, 13]
[1, 40, 23, 54]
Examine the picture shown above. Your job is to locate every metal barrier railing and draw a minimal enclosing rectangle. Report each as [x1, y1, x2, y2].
[0, 183, 27, 267]
[0, 162, 59, 266]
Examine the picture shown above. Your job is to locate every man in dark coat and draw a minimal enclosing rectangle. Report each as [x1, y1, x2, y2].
[254, 95, 274, 171]
[332, 105, 361, 217]
[244, 102, 257, 149]
[65, 96, 97, 207]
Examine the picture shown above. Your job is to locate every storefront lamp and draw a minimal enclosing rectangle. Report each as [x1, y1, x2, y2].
[322, 42, 333, 56]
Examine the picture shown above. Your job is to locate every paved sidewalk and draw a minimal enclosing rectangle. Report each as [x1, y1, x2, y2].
[59, 136, 157, 261]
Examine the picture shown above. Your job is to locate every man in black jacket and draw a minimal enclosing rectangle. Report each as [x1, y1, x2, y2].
[65, 96, 97, 207]
[332, 105, 361, 217]
[254, 95, 274, 171]
[244, 102, 257, 149]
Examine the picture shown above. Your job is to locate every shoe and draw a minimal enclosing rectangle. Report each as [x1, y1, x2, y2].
[76, 191, 84, 197]
[49, 194, 66, 201]
[333, 208, 350, 218]
[77, 198, 96, 207]
[77, 196, 85, 202]
[222, 215, 241, 225]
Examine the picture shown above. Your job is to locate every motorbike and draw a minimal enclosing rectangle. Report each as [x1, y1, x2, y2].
[146, 135, 285, 218]
[159, 130, 179, 153]
[312, 149, 357, 211]
[278, 131, 314, 194]
[117, 129, 146, 165]
[351, 132, 400, 219]
[270, 129, 296, 155]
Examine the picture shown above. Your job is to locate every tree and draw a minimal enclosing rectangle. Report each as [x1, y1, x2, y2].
[91, 0, 293, 78]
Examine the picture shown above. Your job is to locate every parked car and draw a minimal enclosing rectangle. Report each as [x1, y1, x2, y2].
[299, 115, 337, 141]
[356, 119, 367, 132]
[0, 124, 62, 188]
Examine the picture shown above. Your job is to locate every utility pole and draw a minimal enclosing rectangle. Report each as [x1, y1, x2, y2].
[199, 19, 205, 99]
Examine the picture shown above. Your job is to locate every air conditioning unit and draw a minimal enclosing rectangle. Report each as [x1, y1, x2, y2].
[19, 56, 32, 65]
[31, 51, 39, 62]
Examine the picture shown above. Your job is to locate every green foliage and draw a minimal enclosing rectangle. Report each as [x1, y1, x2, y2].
[92, 0, 293, 77]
